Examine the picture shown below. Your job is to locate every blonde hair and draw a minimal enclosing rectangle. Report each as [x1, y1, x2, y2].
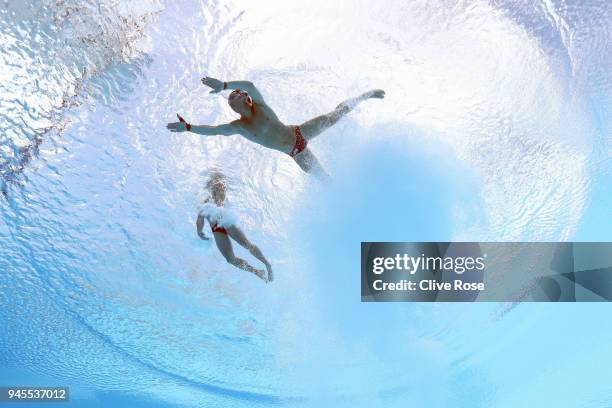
[206, 171, 225, 189]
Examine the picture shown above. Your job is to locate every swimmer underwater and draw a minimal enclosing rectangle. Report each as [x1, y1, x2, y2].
[197, 172, 273, 282]
[167, 77, 385, 179]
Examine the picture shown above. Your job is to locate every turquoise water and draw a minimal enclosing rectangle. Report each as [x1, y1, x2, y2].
[1, 0, 611, 406]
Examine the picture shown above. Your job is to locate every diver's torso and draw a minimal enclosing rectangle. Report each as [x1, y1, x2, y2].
[237, 103, 296, 153]
[199, 202, 234, 228]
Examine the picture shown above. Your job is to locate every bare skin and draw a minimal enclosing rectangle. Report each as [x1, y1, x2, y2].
[167, 77, 385, 179]
[197, 173, 273, 282]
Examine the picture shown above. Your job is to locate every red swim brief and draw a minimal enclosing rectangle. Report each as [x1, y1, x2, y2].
[211, 223, 227, 234]
[289, 126, 308, 158]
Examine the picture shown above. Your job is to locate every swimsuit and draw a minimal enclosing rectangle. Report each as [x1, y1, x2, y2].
[289, 126, 307, 157]
[211, 223, 228, 235]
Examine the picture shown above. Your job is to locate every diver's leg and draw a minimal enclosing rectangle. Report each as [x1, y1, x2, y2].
[299, 89, 385, 140]
[227, 226, 273, 282]
[298, 108, 346, 141]
[214, 232, 267, 281]
[293, 148, 331, 182]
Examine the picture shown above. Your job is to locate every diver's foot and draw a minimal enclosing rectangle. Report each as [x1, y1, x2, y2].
[255, 269, 268, 282]
[368, 89, 385, 99]
[266, 264, 274, 282]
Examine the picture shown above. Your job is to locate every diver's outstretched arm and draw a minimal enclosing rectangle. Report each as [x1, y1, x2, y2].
[201, 76, 266, 104]
[167, 114, 241, 136]
[189, 123, 239, 136]
[227, 225, 273, 282]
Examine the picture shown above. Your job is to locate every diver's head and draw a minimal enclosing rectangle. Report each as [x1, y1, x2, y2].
[228, 89, 254, 118]
[206, 172, 226, 205]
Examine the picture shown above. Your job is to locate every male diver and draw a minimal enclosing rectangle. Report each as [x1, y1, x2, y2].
[197, 172, 273, 282]
[167, 77, 385, 179]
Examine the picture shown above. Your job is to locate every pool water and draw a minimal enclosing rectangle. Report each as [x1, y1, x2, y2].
[1, 0, 611, 406]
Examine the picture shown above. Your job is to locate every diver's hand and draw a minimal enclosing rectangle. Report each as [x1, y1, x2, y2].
[368, 89, 385, 99]
[166, 121, 187, 132]
[166, 114, 191, 132]
[198, 231, 210, 240]
[201, 76, 224, 93]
